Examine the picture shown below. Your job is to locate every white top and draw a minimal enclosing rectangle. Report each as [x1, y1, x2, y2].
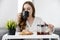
[26, 17, 44, 32]
[16, 17, 45, 33]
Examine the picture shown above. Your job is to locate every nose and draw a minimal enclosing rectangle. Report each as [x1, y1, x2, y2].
[25, 10, 27, 11]
[24, 9, 28, 11]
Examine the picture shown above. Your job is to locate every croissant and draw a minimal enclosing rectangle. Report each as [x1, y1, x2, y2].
[19, 30, 33, 35]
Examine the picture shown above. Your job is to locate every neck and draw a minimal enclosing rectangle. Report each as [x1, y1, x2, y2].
[27, 16, 33, 21]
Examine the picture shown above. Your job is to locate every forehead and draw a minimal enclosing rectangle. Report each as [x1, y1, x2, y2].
[24, 4, 32, 8]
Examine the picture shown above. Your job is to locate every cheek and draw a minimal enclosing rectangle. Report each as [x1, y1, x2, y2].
[29, 9, 33, 15]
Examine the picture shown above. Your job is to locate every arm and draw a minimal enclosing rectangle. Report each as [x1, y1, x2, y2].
[16, 13, 21, 24]
[16, 13, 21, 32]
[38, 17, 54, 33]
[44, 22, 54, 33]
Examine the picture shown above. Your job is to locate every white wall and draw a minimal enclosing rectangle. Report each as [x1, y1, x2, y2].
[0, 0, 60, 28]
[0, 0, 17, 28]
[33, 0, 60, 28]
[0, 0, 32, 28]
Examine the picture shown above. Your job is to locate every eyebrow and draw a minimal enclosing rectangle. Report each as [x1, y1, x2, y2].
[24, 7, 31, 9]
[27, 7, 31, 9]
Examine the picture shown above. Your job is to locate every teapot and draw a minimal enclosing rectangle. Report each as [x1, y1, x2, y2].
[37, 24, 51, 35]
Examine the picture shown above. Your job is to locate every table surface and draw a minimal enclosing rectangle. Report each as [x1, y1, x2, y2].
[2, 32, 59, 39]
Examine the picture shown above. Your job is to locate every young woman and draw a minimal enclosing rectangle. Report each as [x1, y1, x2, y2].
[16, 1, 54, 35]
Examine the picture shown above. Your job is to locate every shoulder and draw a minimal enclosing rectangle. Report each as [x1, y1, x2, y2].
[35, 17, 45, 24]
[35, 17, 43, 21]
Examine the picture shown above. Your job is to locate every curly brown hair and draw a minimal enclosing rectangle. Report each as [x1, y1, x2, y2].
[18, 1, 35, 31]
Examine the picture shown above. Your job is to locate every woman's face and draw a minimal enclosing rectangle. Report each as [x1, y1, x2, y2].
[24, 4, 33, 17]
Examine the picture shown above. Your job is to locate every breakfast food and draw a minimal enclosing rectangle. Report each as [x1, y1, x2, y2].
[19, 30, 33, 35]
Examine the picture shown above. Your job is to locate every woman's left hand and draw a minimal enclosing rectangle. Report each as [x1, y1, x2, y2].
[48, 24, 54, 32]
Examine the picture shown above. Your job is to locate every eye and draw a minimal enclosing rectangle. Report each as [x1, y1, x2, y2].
[27, 8, 30, 10]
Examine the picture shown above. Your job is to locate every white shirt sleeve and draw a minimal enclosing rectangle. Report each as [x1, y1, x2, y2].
[36, 17, 45, 32]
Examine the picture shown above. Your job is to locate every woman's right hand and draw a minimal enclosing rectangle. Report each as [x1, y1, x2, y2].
[17, 13, 21, 21]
